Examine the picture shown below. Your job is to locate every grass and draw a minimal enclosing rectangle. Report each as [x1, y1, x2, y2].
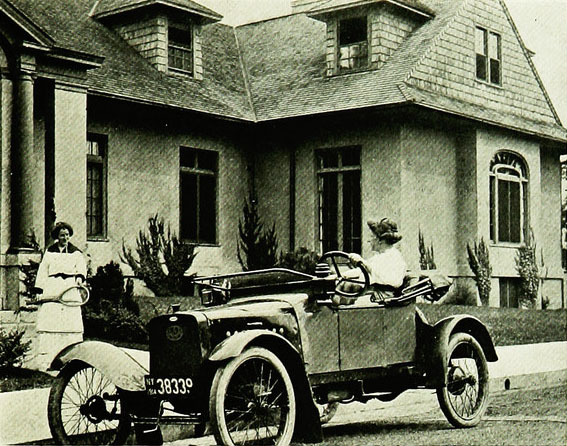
[0, 367, 54, 392]
[418, 304, 566, 346]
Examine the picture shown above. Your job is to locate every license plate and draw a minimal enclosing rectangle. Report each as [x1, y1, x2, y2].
[145, 376, 194, 396]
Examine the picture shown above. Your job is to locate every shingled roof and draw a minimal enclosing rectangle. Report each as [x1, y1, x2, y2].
[93, 0, 223, 22]
[1, 0, 565, 141]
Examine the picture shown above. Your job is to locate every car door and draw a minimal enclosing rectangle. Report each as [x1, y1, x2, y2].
[338, 300, 416, 371]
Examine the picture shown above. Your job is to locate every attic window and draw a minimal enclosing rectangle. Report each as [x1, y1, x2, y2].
[338, 17, 368, 72]
[476, 27, 501, 85]
[168, 25, 193, 74]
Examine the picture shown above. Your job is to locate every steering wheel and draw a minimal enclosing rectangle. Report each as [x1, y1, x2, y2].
[319, 251, 370, 298]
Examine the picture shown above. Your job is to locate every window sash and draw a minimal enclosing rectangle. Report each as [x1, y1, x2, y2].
[490, 173, 527, 244]
[317, 148, 361, 253]
[180, 148, 217, 244]
[86, 135, 106, 238]
[476, 27, 501, 85]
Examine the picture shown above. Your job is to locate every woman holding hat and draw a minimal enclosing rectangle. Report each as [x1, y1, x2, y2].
[33, 222, 87, 371]
[347, 217, 407, 299]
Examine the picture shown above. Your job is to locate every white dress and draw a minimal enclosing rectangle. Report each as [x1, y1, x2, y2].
[33, 243, 87, 370]
[365, 247, 407, 289]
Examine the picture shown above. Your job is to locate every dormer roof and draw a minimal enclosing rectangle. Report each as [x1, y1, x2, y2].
[307, 0, 435, 19]
[92, 0, 222, 24]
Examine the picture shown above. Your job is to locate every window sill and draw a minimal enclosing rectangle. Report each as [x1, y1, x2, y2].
[475, 78, 503, 89]
[182, 241, 220, 248]
[168, 67, 195, 78]
[490, 242, 525, 249]
[87, 237, 109, 244]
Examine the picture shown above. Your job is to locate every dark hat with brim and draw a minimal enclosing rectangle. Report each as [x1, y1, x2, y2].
[51, 222, 73, 239]
[367, 218, 402, 244]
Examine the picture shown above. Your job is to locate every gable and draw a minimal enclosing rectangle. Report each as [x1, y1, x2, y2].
[404, 0, 563, 139]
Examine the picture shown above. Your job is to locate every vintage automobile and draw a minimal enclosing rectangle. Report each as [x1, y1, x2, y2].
[46, 251, 498, 445]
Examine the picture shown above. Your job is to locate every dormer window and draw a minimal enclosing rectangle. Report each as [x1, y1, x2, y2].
[168, 25, 193, 74]
[338, 17, 368, 72]
[476, 27, 501, 85]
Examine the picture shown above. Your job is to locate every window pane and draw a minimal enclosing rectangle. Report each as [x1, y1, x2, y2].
[320, 174, 338, 252]
[318, 150, 338, 169]
[199, 175, 216, 243]
[198, 150, 217, 171]
[343, 171, 361, 252]
[476, 28, 487, 55]
[488, 32, 500, 58]
[87, 163, 103, 236]
[180, 172, 197, 240]
[509, 181, 521, 243]
[339, 17, 366, 45]
[498, 180, 510, 242]
[341, 147, 360, 166]
[180, 148, 196, 168]
[476, 54, 487, 80]
[489, 176, 495, 242]
[169, 26, 192, 48]
[490, 58, 500, 84]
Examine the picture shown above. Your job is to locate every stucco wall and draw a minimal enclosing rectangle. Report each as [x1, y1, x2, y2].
[86, 100, 249, 277]
[400, 123, 459, 274]
[288, 118, 401, 256]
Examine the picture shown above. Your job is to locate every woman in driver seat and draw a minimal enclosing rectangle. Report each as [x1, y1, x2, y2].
[347, 217, 407, 300]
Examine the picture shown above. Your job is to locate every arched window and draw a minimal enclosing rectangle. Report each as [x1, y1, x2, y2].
[490, 152, 528, 244]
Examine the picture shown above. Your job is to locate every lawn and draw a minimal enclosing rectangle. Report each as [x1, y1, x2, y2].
[0, 367, 53, 393]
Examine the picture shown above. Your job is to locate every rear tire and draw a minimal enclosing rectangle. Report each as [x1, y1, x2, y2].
[48, 361, 131, 445]
[209, 347, 296, 445]
[436, 332, 489, 428]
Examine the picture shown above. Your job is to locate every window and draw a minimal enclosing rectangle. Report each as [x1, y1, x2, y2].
[490, 152, 528, 244]
[86, 134, 107, 238]
[476, 27, 501, 85]
[499, 278, 520, 308]
[338, 17, 368, 72]
[168, 25, 193, 74]
[180, 147, 217, 244]
[317, 147, 361, 253]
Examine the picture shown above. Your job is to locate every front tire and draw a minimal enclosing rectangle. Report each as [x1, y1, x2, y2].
[48, 361, 131, 445]
[209, 347, 296, 446]
[437, 332, 489, 428]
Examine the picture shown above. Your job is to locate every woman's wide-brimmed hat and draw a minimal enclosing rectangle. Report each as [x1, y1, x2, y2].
[367, 218, 402, 244]
[51, 221, 74, 239]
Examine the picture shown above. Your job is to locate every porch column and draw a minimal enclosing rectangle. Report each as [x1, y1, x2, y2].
[12, 70, 36, 248]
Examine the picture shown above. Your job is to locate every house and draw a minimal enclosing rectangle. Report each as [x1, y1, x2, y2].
[0, 0, 565, 313]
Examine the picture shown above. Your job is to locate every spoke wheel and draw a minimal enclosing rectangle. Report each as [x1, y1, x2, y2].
[48, 361, 130, 445]
[437, 332, 489, 428]
[209, 347, 296, 446]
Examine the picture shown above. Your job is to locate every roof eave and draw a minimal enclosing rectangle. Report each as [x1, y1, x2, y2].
[0, 0, 54, 46]
[308, 0, 434, 20]
[93, 0, 222, 24]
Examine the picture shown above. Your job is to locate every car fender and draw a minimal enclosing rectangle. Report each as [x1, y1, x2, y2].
[208, 329, 299, 362]
[50, 340, 148, 391]
[423, 315, 498, 387]
[208, 329, 322, 443]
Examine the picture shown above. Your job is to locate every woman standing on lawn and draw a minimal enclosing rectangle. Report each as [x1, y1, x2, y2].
[33, 222, 87, 371]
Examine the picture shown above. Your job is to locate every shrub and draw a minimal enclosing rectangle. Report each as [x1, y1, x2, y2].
[418, 229, 436, 270]
[121, 214, 197, 296]
[237, 191, 279, 271]
[440, 278, 480, 306]
[516, 229, 539, 308]
[278, 247, 319, 274]
[84, 261, 147, 344]
[0, 327, 31, 369]
[467, 237, 492, 306]
[19, 259, 40, 303]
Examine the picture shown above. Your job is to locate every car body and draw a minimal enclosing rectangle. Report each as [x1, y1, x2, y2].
[48, 253, 498, 446]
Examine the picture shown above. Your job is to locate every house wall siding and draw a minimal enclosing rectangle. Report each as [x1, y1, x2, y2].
[369, 5, 421, 68]
[114, 15, 168, 73]
[407, 0, 557, 126]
